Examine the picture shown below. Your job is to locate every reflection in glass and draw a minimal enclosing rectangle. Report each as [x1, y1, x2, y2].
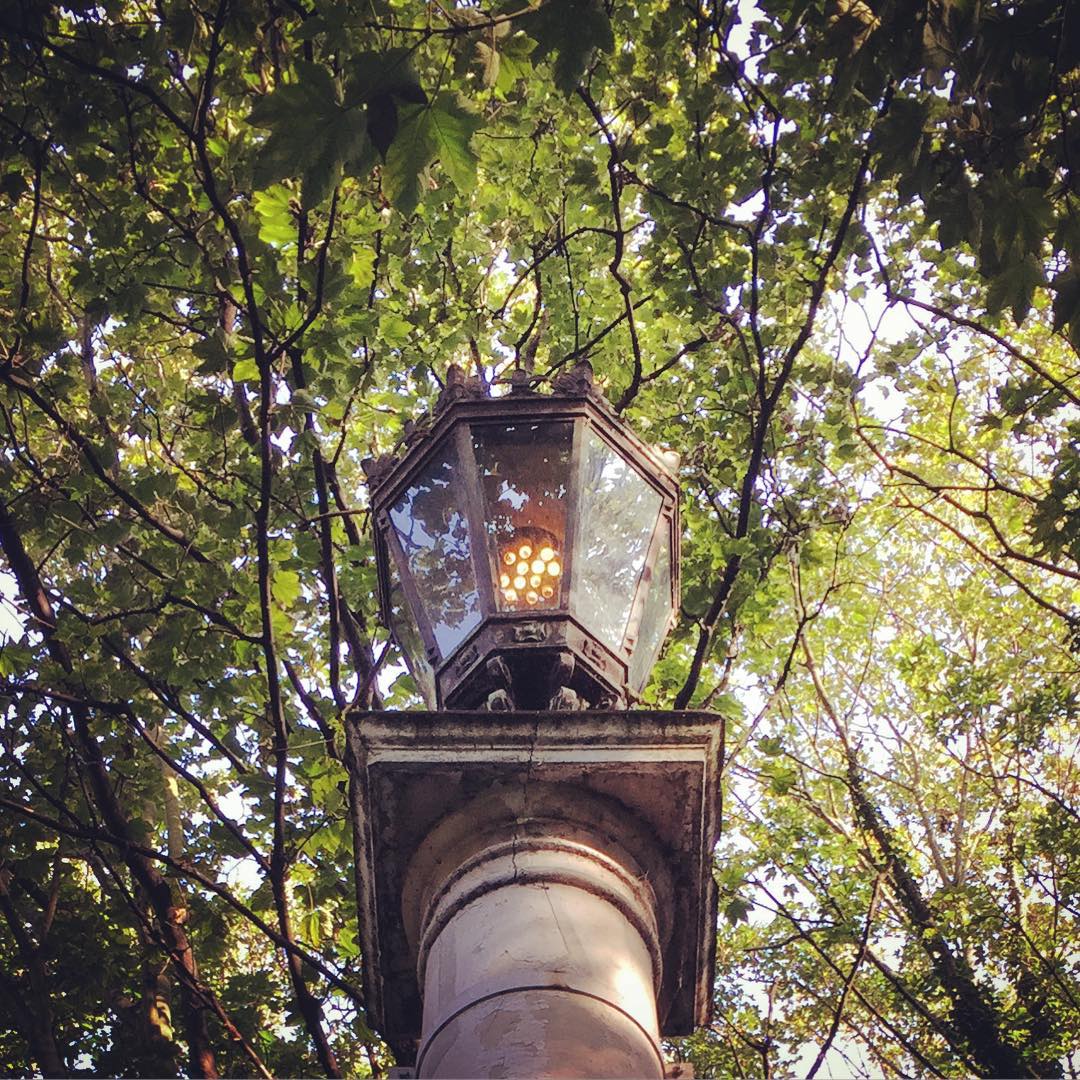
[573, 429, 663, 650]
[629, 534, 672, 693]
[386, 558, 437, 707]
[473, 422, 573, 611]
[389, 447, 481, 657]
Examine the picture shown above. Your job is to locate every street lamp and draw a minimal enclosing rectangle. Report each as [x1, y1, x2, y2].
[352, 361, 722, 1078]
[364, 361, 680, 711]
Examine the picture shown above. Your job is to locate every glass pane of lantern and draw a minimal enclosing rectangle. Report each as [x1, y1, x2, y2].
[386, 558, 437, 707]
[573, 429, 663, 651]
[472, 422, 573, 612]
[388, 445, 481, 657]
[628, 532, 672, 693]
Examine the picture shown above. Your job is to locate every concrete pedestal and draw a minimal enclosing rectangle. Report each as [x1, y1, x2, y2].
[414, 830, 663, 1078]
[346, 710, 723, 1076]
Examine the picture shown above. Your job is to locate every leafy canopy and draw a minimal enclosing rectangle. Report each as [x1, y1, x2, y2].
[0, 0, 1077, 1076]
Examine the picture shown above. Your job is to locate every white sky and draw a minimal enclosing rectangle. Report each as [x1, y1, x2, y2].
[0, 571, 24, 643]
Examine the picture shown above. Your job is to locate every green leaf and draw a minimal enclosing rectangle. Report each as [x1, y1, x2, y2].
[757, 735, 784, 757]
[302, 908, 322, 948]
[274, 569, 301, 607]
[1011, 186, 1054, 259]
[382, 103, 434, 214]
[348, 248, 377, 290]
[1, 171, 28, 203]
[494, 33, 534, 92]
[291, 389, 320, 413]
[766, 764, 798, 795]
[232, 358, 259, 383]
[378, 313, 412, 346]
[382, 95, 481, 213]
[723, 897, 753, 925]
[343, 49, 427, 108]
[253, 185, 297, 246]
[337, 924, 361, 959]
[293, 14, 331, 41]
[247, 61, 367, 206]
[426, 94, 482, 193]
[0, 642, 32, 678]
[1051, 267, 1080, 335]
[344, 49, 427, 160]
[986, 254, 1045, 325]
[521, 0, 615, 94]
[872, 95, 926, 181]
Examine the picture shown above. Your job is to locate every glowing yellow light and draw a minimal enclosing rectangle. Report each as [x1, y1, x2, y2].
[502, 530, 562, 599]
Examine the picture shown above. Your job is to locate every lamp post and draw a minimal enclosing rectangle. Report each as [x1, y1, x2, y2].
[347, 364, 722, 1078]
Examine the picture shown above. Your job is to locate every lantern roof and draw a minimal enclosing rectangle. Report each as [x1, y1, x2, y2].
[362, 361, 680, 502]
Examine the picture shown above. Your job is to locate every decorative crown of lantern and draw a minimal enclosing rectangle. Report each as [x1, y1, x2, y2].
[363, 362, 680, 711]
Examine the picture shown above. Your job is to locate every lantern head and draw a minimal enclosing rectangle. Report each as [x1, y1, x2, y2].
[364, 363, 680, 711]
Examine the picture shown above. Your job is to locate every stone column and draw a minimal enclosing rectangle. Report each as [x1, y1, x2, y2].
[347, 709, 723, 1077]
[402, 790, 669, 1079]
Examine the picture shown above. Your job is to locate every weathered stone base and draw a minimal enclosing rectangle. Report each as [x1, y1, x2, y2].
[345, 709, 723, 1075]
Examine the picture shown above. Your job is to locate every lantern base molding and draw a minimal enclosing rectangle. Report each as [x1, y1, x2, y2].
[438, 613, 635, 711]
[345, 709, 723, 1073]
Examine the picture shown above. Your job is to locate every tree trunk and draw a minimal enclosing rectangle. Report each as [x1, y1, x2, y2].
[845, 750, 1051, 1078]
[132, 725, 188, 1076]
[0, 880, 67, 1077]
[0, 957, 67, 1077]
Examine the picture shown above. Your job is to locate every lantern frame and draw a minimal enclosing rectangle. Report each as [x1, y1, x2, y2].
[365, 364, 680, 710]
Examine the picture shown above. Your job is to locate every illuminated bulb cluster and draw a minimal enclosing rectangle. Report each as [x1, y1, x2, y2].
[498, 539, 561, 606]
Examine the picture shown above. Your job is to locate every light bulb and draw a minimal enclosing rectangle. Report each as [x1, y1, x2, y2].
[503, 551, 516, 565]
[531, 558, 545, 575]
[525, 590, 538, 604]
[529, 574, 542, 588]
[539, 546, 555, 562]
[541, 585, 554, 599]
[516, 561, 529, 575]
[519, 544, 533, 559]
[500, 573, 511, 588]
[514, 575, 527, 590]
[547, 561, 561, 577]
[504, 588, 518, 602]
